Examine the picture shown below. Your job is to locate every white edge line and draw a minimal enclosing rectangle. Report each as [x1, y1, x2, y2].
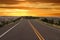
[0, 19, 22, 38]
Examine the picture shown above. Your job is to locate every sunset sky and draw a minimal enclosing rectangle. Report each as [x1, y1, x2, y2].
[0, 0, 60, 17]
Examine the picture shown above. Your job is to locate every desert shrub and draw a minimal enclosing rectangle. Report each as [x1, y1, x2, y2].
[13, 17, 21, 22]
[41, 18, 48, 22]
[0, 23, 3, 27]
[57, 20, 60, 25]
[49, 19, 54, 24]
[0, 22, 4, 27]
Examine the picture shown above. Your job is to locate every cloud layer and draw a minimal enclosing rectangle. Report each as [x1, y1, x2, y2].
[0, 0, 19, 4]
[27, 0, 60, 3]
[0, 0, 60, 5]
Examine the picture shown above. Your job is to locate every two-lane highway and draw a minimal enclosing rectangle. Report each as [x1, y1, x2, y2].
[0, 19, 39, 40]
[0, 19, 60, 40]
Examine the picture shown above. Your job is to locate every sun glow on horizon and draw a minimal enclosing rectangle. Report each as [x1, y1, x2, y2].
[0, 8, 60, 17]
[0, 9, 31, 16]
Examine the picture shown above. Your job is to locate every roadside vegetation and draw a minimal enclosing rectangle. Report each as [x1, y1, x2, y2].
[12, 17, 21, 22]
[0, 17, 21, 27]
[41, 17, 60, 26]
[0, 21, 11, 27]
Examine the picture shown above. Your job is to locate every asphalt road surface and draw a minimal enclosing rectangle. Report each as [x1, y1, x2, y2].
[0, 19, 60, 40]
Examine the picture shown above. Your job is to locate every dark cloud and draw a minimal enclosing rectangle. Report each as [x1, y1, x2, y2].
[0, 0, 60, 5]
[0, 0, 19, 4]
[52, 3, 60, 6]
[27, 0, 60, 3]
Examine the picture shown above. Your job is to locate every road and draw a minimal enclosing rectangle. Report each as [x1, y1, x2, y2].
[0, 19, 60, 40]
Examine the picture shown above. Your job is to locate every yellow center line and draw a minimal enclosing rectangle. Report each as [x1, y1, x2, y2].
[28, 20, 45, 40]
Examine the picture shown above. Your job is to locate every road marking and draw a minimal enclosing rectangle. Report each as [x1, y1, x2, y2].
[0, 19, 23, 38]
[28, 20, 45, 40]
